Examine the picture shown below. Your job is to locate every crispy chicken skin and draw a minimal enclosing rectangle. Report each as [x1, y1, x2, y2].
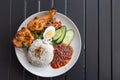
[12, 27, 34, 48]
[27, 8, 57, 31]
[13, 8, 57, 48]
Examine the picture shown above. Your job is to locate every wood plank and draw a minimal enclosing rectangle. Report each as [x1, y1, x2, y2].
[0, 0, 10, 80]
[26, 0, 38, 18]
[99, 0, 112, 80]
[86, 0, 99, 80]
[10, 0, 25, 80]
[66, 0, 85, 80]
[112, 0, 120, 80]
[40, 0, 51, 11]
[54, 0, 65, 14]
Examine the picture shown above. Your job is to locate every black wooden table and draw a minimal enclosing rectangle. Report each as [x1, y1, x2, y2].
[0, 0, 120, 80]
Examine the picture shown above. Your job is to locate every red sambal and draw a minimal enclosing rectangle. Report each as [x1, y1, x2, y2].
[51, 43, 73, 69]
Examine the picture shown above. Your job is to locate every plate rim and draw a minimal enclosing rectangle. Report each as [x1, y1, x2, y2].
[15, 10, 82, 77]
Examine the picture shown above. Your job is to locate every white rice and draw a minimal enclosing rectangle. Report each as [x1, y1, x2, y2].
[27, 39, 54, 67]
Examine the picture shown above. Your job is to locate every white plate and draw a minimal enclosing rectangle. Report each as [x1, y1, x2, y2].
[15, 11, 82, 77]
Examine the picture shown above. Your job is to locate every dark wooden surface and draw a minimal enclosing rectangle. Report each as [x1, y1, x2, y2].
[0, 0, 120, 80]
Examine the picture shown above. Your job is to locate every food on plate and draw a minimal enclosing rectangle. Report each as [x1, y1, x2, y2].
[45, 18, 62, 29]
[62, 30, 74, 46]
[55, 26, 67, 44]
[12, 8, 75, 69]
[22, 42, 29, 49]
[31, 30, 44, 39]
[53, 28, 62, 41]
[12, 27, 34, 48]
[27, 39, 54, 66]
[27, 8, 57, 31]
[51, 43, 73, 69]
[43, 26, 55, 40]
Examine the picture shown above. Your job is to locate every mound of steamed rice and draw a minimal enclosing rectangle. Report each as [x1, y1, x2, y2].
[27, 39, 54, 67]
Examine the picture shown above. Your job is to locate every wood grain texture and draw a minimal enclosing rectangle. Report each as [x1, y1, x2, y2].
[26, 0, 38, 18]
[66, 0, 85, 80]
[10, 0, 25, 80]
[0, 0, 10, 80]
[112, 0, 120, 80]
[86, 0, 99, 80]
[54, 0, 65, 14]
[99, 0, 112, 80]
[40, 0, 51, 11]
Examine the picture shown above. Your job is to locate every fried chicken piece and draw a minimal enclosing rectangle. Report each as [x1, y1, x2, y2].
[45, 18, 62, 29]
[27, 8, 57, 31]
[12, 27, 34, 48]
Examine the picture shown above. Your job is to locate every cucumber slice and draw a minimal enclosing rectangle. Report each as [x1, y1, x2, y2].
[56, 26, 67, 44]
[62, 29, 74, 45]
[53, 29, 62, 41]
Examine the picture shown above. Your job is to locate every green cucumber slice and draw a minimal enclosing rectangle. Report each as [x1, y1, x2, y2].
[56, 26, 67, 44]
[62, 29, 74, 45]
[53, 29, 62, 41]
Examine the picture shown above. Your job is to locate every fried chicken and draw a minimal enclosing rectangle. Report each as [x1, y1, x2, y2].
[27, 8, 57, 31]
[12, 27, 34, 48]
[12, 8, 57, 48]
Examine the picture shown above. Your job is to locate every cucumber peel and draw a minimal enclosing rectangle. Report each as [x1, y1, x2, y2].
[62, 29, 74, 45]
[53, 29, 62, 41]
[55, 26, 67, 44]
